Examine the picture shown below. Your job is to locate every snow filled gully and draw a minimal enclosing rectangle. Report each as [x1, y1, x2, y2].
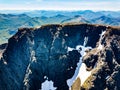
[97, 31, 106, 50]
[67, 37, 92, 89]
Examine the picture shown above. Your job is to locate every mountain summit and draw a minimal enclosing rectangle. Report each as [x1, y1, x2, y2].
[0, 23, 120, 90]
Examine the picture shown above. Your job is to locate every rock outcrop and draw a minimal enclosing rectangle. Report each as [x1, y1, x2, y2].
[81, 26, 120, 90]
[0, 23, 120, 90]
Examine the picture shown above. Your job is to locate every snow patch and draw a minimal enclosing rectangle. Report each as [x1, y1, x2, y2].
[67, 47, 74, 52]
[97, 31, 106, 50]
[31, 51, 37, 62]
[41, 80, 57, 90]
[44, 76, 48, 79]
[106, 76, 110, 80]
[67, 37, 92, 88]
[3, 61, 7, 65]
[23, 40, 37, 89]
[77, 63, 91, 85]
[24, 64, 31, 87]
[83, 37, 88, 46]
[0, 50, 8, 65]
[24, 50, 36, 87]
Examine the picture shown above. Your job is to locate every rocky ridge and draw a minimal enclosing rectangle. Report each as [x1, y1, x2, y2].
[0, 23, 120, 90]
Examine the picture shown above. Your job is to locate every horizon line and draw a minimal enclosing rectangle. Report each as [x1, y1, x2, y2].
[0, 9, 120, 12]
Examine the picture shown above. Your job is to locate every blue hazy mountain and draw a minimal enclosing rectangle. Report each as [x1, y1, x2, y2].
[61, 15, 90, 24]
[0, 10, 120, 44]
[100, 11, 120, 18]
[34, 14, 69, 25]
[0, 13, 41, 44]
[91, 16, 120, 26]
[24, 10, 104, 19]
[24, 10, 120, 19]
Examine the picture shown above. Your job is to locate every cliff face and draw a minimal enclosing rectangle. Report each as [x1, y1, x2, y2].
[0, 23, 119, 90]
[81, 26, 120, 90]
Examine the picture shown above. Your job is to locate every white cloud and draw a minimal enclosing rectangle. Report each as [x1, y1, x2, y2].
[0, 1, 119, 11]
[25, 2, 32, 5]
[36, 0, 43, 2]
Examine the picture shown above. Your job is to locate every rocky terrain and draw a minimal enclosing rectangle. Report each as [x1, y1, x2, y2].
[0, 23, 120, 90]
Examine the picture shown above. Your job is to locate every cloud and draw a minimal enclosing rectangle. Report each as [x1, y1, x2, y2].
[0, 0, 119, 11]
[25, 2, 32, 5]
[36, 0, 43, 2]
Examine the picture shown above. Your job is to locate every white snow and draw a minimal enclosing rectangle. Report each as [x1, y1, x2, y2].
[67, 37, 92, 88]
[83, 37, 88, 46]
[31, 51, 37, 62]
[3, 61, 7, 65]
[0, 50, 8, 65]
[67, 31, 106, 88]
[41, 80, 57, 90]
[97, 31, 106, 50]
[106, 76, 110, 80]
[67, 47, 74, 52]
[24, 50, 36, 88]
[44, 76, 48, 79]
[77, 63, 91, 85]
[24, 64, 31, 86]
[23, 40, 37, 89]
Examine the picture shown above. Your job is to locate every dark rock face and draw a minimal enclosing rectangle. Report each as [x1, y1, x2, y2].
[82, 27, 120, 90]
[0, 23, 119, 90]
[0, 43, 7, 50]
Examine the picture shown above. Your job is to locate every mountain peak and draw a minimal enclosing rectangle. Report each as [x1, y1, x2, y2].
[0, 23, 120, 90]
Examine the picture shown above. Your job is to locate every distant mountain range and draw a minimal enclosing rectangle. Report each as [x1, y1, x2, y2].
[0, 10, 120, 44]
[91, 16, 120, 26]
[61, 15, 90, 24]
[23, 10, 120, 18]
[0, 14, 41, 44]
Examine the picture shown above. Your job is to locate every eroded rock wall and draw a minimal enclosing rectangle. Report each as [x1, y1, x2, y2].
[0, 24, 118, 90]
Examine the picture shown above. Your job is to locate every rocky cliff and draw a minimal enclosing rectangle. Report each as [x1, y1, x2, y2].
[0, 23, 120, 90]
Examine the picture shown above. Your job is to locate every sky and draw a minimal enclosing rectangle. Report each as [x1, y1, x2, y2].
[0, 0, 120, 11]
